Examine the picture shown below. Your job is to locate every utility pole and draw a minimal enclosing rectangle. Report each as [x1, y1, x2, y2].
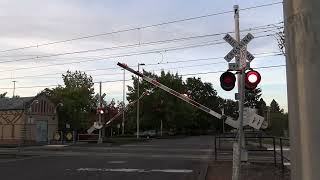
[232, 5, 247, 180]
[12, 80, 17, 97]
[284, 1, 320, 179]
[234, 5, 247, 157]
[122, 69, 125, 135]
[137, 63, 145, 139]
[98, 81, 103, 144]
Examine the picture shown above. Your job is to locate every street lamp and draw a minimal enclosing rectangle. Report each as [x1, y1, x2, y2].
[137, 63, 145, 139]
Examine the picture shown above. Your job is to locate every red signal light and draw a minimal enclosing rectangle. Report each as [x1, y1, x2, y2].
[96, 108, 105, 115]
[220, 71, 236, 91]
[245, 70, 261, 90]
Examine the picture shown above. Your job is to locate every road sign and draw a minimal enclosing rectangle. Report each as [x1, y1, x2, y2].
[239, 48, 247, 69]
[225, 107, 266, 129]
[228, 63, 238, 70]
[247, 113, 265, 129]
[223, 33, 255, 62]
[54, 132, 61, 141]
[66, 132, 73, 141]
[225, 117, 249, 128]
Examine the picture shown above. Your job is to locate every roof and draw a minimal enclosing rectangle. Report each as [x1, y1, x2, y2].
[0, 97, 35, 110]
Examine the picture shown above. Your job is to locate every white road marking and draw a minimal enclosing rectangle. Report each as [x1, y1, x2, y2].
[284, 162, 291, 166]
[220, 152, 231, 155]
[150, 169, 193, 173]
[76, 168, 193, 173]
[66, 146, 212, 153]
[44, 145, 68, 147]
[267, 147, 290, 151]
[121, 144, 156, 147]
[108, 161, 127, 164]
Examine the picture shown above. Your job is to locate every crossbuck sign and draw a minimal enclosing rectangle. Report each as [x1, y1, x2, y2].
[224, 33, 255, 63]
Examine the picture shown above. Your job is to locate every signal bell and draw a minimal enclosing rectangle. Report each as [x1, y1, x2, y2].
[245, 70, 261, 90]
[220, 71, 236, 91]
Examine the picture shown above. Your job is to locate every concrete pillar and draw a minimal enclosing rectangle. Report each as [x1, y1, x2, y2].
[283, 0, 320, 179]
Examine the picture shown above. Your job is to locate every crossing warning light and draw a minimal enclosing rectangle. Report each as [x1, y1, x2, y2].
[220, 71, 236, 91]
[97, 108, 105, 115]
[245, 70, 261, 90]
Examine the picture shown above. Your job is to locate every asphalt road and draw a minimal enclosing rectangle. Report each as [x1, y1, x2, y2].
[0, 136, 214, 180]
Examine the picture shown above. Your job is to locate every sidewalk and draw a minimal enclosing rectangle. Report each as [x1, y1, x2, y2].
[206, 161, 290, 180]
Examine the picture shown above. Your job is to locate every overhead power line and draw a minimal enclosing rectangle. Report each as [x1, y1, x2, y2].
[0, 1, 283, 53]
[0, 33, 276, 74]
[0, 22, 282, 61]
[0, 25, 281, 64]
[0, 64, 286, 90]
[3, 52, 282, 81]
[181, 64, 286, 76]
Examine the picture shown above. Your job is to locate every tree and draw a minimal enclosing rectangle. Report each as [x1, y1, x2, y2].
[268, 112, 288, 136]
[185, 77, 222, 132]
[256, 98, 267, 116]
[245, 88, 262, 108]
[266, 99, 288, 136]
[0, 92, 7, 98]
[125, 71, 223, 135]
[270, 99, 281, 113]
[126, 70, 192, 133]
[42, 71, 95, 130]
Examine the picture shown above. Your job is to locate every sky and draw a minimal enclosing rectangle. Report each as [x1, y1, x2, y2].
[0, 0, 287, 111]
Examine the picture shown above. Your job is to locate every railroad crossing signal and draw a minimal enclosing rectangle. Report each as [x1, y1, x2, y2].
[96, 108, 105, 114]
[245, 70, 261, 90]
[224, 33, 255, 63]
[220, 71, 236, 91]
[221, 33, 261, 91]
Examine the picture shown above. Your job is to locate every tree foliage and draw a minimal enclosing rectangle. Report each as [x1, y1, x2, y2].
[36, 68, 288, 137]
[0, 92, 7, 98]
[256, 98, 267, 116]
[245, 88, 262, 108]
[270, 99, 282, 113]
[125, 71, 223, 134]
[42, 71, 95, 130]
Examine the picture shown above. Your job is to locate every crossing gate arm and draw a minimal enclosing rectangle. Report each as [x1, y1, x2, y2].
[117, 62, 226, 120]
[105, 91, 150, 126]
[87, 90, 151, 134]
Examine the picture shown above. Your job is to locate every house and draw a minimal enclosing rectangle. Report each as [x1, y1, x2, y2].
[0, 94, 58, 144]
